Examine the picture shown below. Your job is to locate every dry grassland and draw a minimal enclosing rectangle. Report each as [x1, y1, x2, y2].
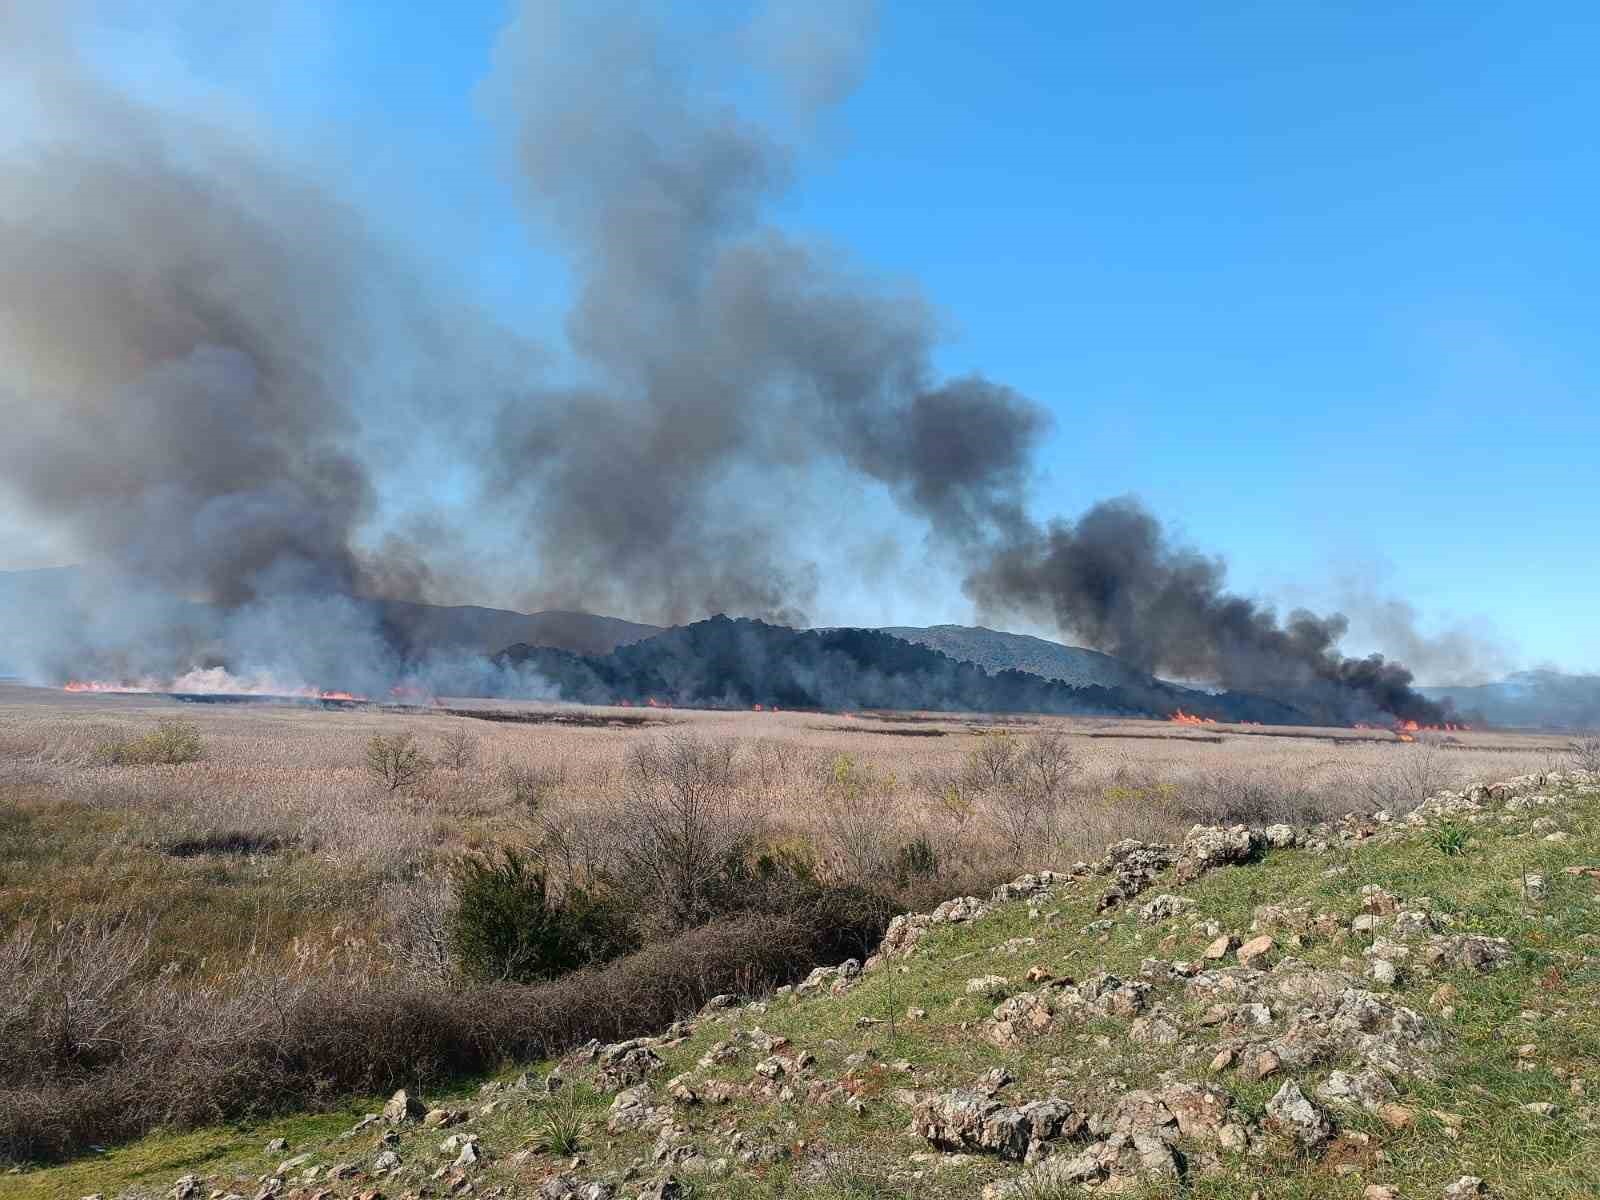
[0, 682, 1572, 976]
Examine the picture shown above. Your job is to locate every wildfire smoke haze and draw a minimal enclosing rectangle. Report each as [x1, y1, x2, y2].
[0, 2, 1508, 724]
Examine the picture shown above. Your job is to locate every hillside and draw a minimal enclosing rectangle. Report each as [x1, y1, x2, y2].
[496, 615, 1307, 722]
[881, 624, 1156, 692]
[1421, 670, 1600, 732]
[375, 599, 660, 658]
[20, 768, 1597, 1199]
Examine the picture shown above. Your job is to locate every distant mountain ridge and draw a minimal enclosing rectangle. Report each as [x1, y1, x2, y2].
[373, 599, 660, 657]
[1420, 670, 1600, 731]
[879, 624, 1156, 691]
[496, 614, 1308, 722]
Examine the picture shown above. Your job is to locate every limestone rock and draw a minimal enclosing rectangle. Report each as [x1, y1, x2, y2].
[383, 1089, 426, 1124]
[1265, 1080, 1333, 1148]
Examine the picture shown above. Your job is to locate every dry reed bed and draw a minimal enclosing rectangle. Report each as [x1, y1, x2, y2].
[0, 681, 1573, 969]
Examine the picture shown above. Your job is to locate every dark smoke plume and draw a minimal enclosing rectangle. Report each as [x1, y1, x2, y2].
[482, 0, 1043, 624]
[966, 498, 1451, 724]
[0, 6, 384, 608]
[0, 2, 1498, 722]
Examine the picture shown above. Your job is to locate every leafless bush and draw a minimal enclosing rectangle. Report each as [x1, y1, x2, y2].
[503, 760, 567, 816]
[438, 725, 479, 771]
[365, 731, 431, 794]
[1349, 743, 1461, 814]
[964, 730, 1077, 865]
[0, 911, 833, 1163]
[0, 914, 154, 1084]
[966, 730, 1019, 791]
[814, 753, 901, 885]
[1566, 735, 1600, 775]
[748, 737, 801, 792]
[381, 874, 456, 988]
[608, 736, 751, 930]
[923, 768, 980, 863]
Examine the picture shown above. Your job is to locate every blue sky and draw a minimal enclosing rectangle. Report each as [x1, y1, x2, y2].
[5, 2, 1597, 674]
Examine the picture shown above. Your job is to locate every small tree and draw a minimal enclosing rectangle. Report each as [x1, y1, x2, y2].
[366, 731, 430, 793]
[439, 724, 479, 771]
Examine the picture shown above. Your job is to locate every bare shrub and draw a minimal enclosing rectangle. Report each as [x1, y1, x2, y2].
[503, 760, 567, 816]
[0, 911, 837, 1163]
[609, 736, 750, 930]
[965, 731, 1076, 865]
[748, 737, 800, 792]
[0, 914, 154, 1083]
[438, 724, 479, 771]
[966, 729, 1019, 790]
[382, 874, 456, 988]
[814, 753, 901, 886]
[924, 768, 980, 863]
[365, 731, 431, 794]
[1566, 735, 1600, 775]
[1350, 743, 1461, 814]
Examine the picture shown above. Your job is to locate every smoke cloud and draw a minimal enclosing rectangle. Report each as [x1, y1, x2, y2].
[965, 498, 1453, 723]
[0, 1, 1506, 720]
[481, 0, 1044, 624]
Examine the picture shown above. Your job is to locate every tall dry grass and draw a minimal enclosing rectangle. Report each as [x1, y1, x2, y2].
[0, 682, 1577, 1161]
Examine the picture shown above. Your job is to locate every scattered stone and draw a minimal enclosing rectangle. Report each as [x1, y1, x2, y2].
[1138, 894, 1195, 924]
[1263, 824, 1297, 849]
[1176, 825, 1259, 883]
[1422, 935, 1512, 973]
[1442, 1177, 1489, 1199]
[911, 1089, 1084, 1162]
[383, 1089, 425, 1124]
[967, 974, 1010, 998]
[1317, 1069, 1398, 1111]
[1265, 1081, 1333, 1148]
[1236, 935, 1275, 968]
[1203, 934, 1238, 960]
[1238, 1046, 1282, 1081]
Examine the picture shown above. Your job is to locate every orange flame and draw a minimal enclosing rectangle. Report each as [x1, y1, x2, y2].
[1169, 709, 1215, 726]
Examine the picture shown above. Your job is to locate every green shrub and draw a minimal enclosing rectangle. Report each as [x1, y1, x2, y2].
[447, 848, 635, 983]
[894, 836, 939, 884]
[97, 720, 204, 766]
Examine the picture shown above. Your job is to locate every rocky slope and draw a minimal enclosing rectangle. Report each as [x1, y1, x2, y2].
[22, 771, 1600, 1200]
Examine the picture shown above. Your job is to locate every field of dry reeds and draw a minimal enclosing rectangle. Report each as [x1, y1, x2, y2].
[0, 681, 1579, 1161]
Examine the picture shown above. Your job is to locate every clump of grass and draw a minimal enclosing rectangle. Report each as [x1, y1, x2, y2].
[96, 720, 203, 766]
[1430, 821, 1470, 856]
[528, 1090, 588, 1156]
